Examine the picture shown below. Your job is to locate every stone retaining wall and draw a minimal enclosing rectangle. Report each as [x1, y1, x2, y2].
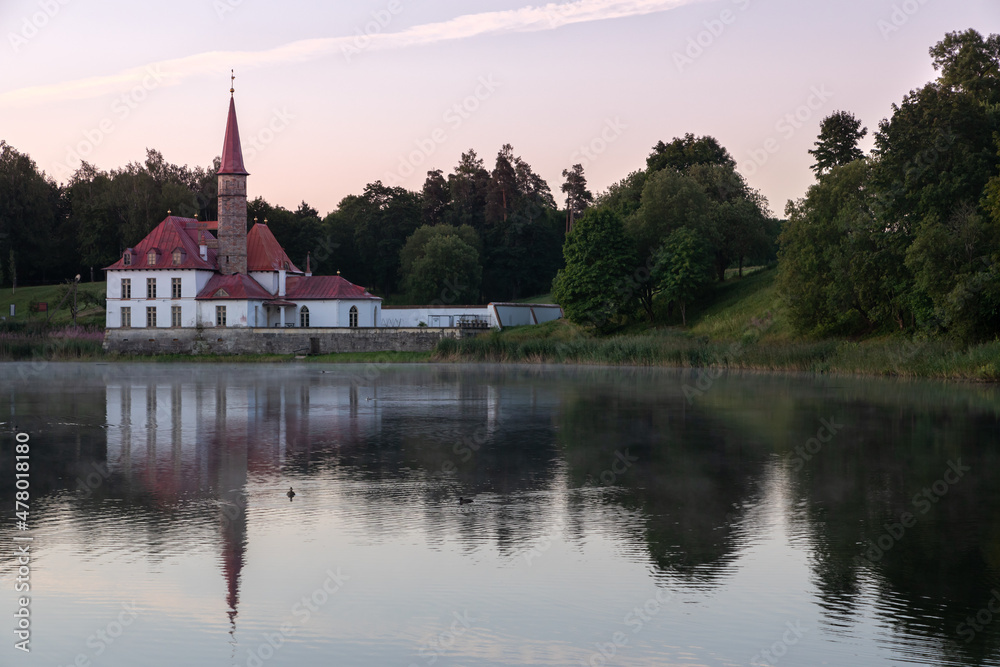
[103, 327, 462, 356]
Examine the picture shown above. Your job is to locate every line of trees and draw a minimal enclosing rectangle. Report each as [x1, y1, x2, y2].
[0, 141, 576, 304]
[778, 29, 1000, 342]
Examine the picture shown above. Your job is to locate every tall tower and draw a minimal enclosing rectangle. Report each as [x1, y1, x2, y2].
[217, 73, 249, 275]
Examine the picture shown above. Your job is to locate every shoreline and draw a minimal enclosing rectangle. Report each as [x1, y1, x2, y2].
[2, 334, 998, 382]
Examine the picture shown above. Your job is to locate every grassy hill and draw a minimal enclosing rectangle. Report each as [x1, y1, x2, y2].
[0, 282, 106, 328]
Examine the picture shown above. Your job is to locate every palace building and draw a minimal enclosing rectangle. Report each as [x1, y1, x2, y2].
[104, 87, 382, 331]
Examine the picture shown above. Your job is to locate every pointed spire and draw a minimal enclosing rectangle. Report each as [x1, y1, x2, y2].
[218, 89, 249, 176]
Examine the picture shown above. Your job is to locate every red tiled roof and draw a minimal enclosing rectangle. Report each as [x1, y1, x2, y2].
[247, 223, 302, 273]
[196, 274, 274, 300]
[218, 96, 249, 176]
[286, 276, 380, 300]
[103, 217, 218, 271]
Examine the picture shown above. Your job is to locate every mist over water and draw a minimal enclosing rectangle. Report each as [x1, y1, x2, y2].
[1, 363, 998, 666]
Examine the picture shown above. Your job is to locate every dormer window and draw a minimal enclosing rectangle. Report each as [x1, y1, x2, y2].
[123, 251, 132, 266]
[147, 250, 158, 266]
[172, 249, 186, 265]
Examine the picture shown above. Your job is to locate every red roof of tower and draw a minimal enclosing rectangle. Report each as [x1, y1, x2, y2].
[285, 275, 380, 300]
[218, 96, 249, 176]
[196, 274, 274, 300]
[247, 222, 302, 273]
[103, 216, 218, 270]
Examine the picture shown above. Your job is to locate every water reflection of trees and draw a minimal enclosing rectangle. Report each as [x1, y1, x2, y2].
[694, 374, 1000, 667]
[554, 377, 771, 584]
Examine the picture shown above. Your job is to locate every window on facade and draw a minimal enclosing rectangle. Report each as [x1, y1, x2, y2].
[123, 252, 131, 266]
[299, 306, 310, 328]
[147, 277, 157, 299]
[171, 278, 182, 299]
[121, 307, 131, 328]
[216, 305, 227, 327]
[146, 306, 156, 328]
[172, 249, 185, 265]
[171, 305, 182, 327]
[121, 278, 131, 299]
[147, 250, 157, 266]
[349, 306, 358, 328]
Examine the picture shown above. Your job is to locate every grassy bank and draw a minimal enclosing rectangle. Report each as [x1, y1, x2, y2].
[433, 269, 1000, 381]
[1, 282, 107, 328]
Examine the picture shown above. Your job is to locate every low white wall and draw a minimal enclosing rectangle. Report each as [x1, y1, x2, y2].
[381, 306, 493, 328]
[381, 303, 563, 329]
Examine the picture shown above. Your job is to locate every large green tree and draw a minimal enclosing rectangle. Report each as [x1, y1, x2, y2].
[400, 228, 482, 305]
[626, 168, 714, 320]
[552, 208, 636, 329]
[654, 227, 714, 326]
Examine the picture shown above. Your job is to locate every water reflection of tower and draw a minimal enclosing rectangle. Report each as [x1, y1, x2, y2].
[215, 380, 250, 636]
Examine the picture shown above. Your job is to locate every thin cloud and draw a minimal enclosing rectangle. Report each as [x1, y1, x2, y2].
[0, 0, 700, 107]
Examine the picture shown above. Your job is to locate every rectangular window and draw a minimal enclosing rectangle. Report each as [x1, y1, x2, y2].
[171, 278, 182, 299]
[121, 307, 131, 328]
[121, 278, 131, 299]
[216, 305, 227, 327]
[146, 306, 156, 328]
[147, 277, 157, 299]
[171, 305, 182, 327]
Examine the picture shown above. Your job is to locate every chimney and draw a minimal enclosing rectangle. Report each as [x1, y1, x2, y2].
[305, 252, 312, 277]
[199, 232, 208, 261]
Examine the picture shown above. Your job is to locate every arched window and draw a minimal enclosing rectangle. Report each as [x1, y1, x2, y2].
[147, 250, 157, 266]
[349, 306, 358, 328]
[123, 251, 132, 266]
[172, 249, 185, 265]
[299, 306, 310, 328]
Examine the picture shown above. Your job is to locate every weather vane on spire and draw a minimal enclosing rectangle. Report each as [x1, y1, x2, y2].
[230, 69, 235, 96]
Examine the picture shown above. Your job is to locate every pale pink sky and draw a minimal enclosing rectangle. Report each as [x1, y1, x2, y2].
[2, 0, 997, 217]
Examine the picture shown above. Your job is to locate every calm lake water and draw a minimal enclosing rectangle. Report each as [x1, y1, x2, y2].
[1, 362, 999, 666]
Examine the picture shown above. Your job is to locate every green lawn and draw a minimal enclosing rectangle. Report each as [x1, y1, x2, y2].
[1, 282, 106, 327]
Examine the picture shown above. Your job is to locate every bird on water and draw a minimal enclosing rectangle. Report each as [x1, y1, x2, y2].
[287, 487, 296, 500]
[459, 497, 473, 504]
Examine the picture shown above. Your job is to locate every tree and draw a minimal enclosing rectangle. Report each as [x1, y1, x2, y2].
[486, 144, 518, 226]
[929, 29, 1000, 105]
[777, 160, 886, 335]
[561, 163, 593, 231]
[8, 249, 15, 293]
[0, 141, 60, 285]
[654, 228, 714, 326]
[626, 169, 714, 320]
[552, 208, 636, 330]
[400, 224, 482, 280]
[646, 134, 735, 174]
[421, 170, 451, 225]
[808, 111, 868, 176]
[905, 205, 1000, 341]
[401, 232, 482, 305]
[687, 163, 770, 280]
[447, 150, 490, 230]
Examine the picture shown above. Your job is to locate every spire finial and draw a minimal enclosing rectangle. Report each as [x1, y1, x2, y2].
[230, 69, 235, 96]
